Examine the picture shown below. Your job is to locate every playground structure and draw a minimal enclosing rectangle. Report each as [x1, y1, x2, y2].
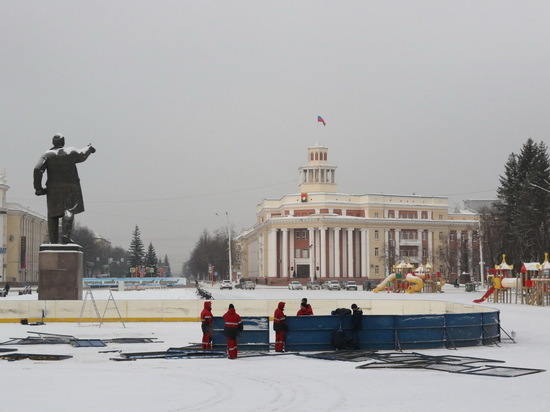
[474, 254, 550, 306]
[519, 254, 550, 306]
[418, 263, 446, 293]
[373, 261, 445, 294]
[474, 255, 517, 304]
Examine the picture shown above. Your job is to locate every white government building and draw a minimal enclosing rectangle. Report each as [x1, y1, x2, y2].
[0, 169, 48, 284]
[235, 146, 480, 284]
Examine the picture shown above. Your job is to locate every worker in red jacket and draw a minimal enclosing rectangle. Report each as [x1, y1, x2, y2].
[222, 304, 243, 359]
[200, 301, 213, 349]
[273, 302, 287, 352]
[296, 302, 311, 316]
[300, 298, 314, 315]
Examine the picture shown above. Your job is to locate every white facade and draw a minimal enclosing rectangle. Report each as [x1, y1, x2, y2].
[236, 146, 480, 283]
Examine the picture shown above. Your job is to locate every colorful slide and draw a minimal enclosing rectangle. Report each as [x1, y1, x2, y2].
[406, 273, 424, 293]
[473, 278, 521, 303]
[473, 286, 495, 303]
[373, 273, 396, 293]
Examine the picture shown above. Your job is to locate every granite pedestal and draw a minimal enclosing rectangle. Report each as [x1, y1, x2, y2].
[38, 244, 83, 300]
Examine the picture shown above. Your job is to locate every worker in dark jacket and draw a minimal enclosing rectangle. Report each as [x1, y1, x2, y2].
[223, 304, 243, 359]
[200, 301, 213, 349]
[350, 303, 363, 349]
[273, 302, 287, 352]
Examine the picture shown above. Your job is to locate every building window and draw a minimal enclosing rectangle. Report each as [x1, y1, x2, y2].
[295, 249, 301, 258]
[422, 248, 427, 257]
[421, 211, 428, 219]
[389, 231, 394, 241]
[374, 265, 380, 275]
[398, 211, 417, 219]
[375, 248, 379, 257]
[422, 231, 427, 241]
[450, 232, 456, 241]
[302, 230, 308, 239]
[439, 214, 443, 220]
[388, 210, 395, 218]
[439, 232, 444, 241]
[302, 249, 309, 258]
[374, 230, 379, 240]
[401, 230, 418, 240]
[295, 231, 301, 239]
[374, 212, 379, 218]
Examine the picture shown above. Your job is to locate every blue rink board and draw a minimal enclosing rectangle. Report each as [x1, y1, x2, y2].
[284, 311, 500, 351]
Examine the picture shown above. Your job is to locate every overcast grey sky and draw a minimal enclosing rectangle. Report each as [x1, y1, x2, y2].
[2, 1, 549, 273]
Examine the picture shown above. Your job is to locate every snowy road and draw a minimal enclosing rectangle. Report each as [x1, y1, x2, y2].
[0, 285, 548, 412]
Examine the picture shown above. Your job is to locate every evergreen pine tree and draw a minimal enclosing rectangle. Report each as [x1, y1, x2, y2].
[163, 254, 171, 276]
[127, 225, 145, 272]
[496, 138, 550, 266]
[145, 242, 158, 275]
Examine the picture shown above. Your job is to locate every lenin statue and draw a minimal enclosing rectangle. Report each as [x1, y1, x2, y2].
[34, 134, 96, 244]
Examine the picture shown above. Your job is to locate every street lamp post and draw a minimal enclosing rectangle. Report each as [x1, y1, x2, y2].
[216, 212, 233, 281]
[226, 212, 233, 282]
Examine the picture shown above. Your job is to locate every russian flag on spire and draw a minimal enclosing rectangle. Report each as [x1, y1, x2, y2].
[317, 115, 326, 126]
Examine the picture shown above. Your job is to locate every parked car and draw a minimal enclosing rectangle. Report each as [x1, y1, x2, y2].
[243, 281, 256, 290]
[345, 280, 358, 291]
[306, 281, 321, 290]
[220, 280, 233, 290]
[326, 280, 341, 291]
[288, 281, 303, 290]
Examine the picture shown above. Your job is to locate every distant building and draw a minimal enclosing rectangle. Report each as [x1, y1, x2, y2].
[235, 146, 481, 283]
[0, 169, 48, 284]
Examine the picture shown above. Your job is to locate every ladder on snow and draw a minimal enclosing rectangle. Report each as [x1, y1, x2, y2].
[78, 287, 125, 328]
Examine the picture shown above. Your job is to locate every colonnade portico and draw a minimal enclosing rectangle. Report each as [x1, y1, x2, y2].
[263, 226, 372, 280]
[259, 225, 478, 280]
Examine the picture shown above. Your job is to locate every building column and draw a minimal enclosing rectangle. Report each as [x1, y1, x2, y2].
[315, 229, 321, 279]
[258, 234, 264, 277]
[428, 230, 433, 263]
[308, 228, 315, 281]
[395, 229, 401, 261]
[361, 228, 369, 278]
[334, 228, 341, 278]
[319, 227, 327, 278]
[328, 228, 334, 277]
[267, 229, 278, 277]
[417, 229, 422, 262]
[281, 228, 288, 278]
[289, 229, 295, 276]
[347, 228, 354, 277]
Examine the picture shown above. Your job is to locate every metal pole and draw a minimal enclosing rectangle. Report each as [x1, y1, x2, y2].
[226, 212, 232, 282]
[479, 222, 485, 290]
